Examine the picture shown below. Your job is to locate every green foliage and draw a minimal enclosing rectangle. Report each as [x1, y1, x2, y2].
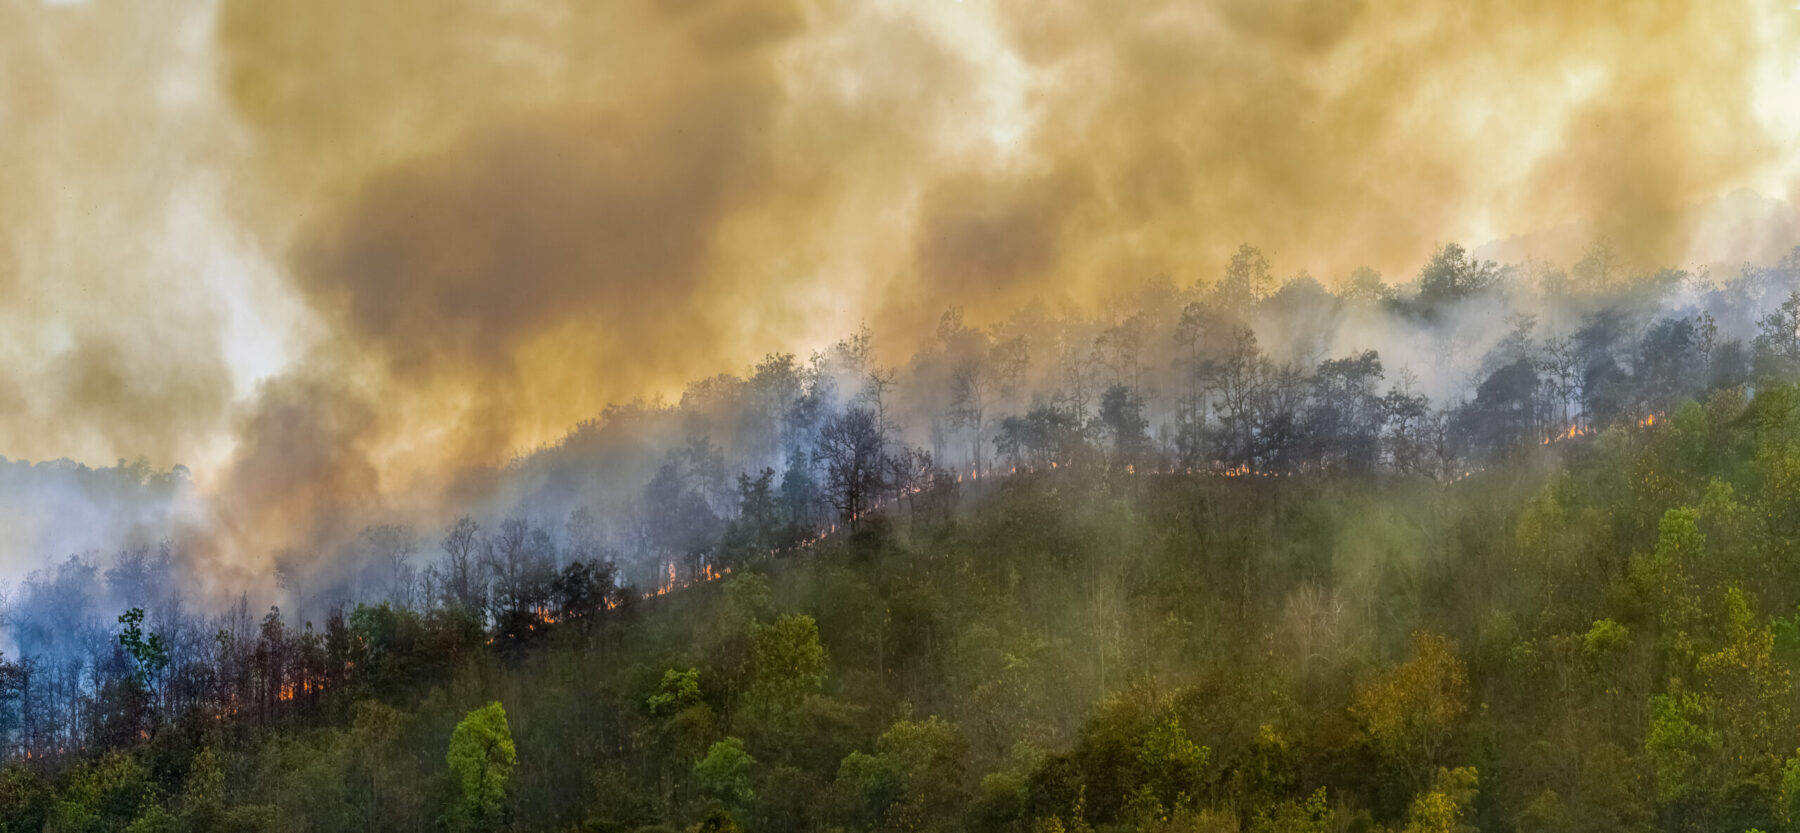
[1780, 751, 1800, 830]
[179, 746, 226, 830]
[749, 614, 826, 714]
[721, 573, 775, 626]
[41, 382, 1800, 831]
[976, 742, 1047, 828]
[1583, 618, 1630, 658]
[1514, 789, 1571, 833]
[1659, 507, 1706, 560]
[647, 666, 719, 767]
[116, 608, 169, 676]
[1350, 632, 1469, 790]
[54, 751, 164, 833]
[122, 803, 176, 833]
[245, 703, 426, 833]
[648, 668, 703, 717]
[1249, 786, 1331, 833]
[694, 738, 755, 805]
[835, 716, 969, 832]
[0, 766, 53, 833]
[1126, 717, 1210, 821]
[1696, 586, 1793, 811]
[1400, 767, 1478, 833]
[1647, 690, 1719, 804]
[446, 701, 518, 831]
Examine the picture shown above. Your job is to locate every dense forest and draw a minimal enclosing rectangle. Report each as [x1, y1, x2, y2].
[8, 243, 1800, 832]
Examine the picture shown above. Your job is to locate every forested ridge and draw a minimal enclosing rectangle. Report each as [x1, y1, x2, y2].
[9, 245, 1800, 832]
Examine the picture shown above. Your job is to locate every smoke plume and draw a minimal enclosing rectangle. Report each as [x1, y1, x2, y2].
[0, 0, 1797, 589]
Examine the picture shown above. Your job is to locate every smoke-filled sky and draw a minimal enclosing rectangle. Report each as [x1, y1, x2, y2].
[2, 0, 1799, 574]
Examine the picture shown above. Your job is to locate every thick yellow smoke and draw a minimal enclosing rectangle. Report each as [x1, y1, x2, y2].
[2, 0, 1797, 577]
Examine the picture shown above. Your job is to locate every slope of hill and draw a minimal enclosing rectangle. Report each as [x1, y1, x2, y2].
[8, 383, 1800, 832]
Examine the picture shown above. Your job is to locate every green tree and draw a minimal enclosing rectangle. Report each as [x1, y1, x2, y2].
[648, 667, 718, 772]
[722, 573, 775, 626]
[648, 668, 703, 717]
[1780, 751, 1800, 831]
[836, 716, 969, 832]
[1125, 717, 1210, 822]
[122, 804, 176, 833]
[750, 615, 826, 714]
[1629, 507, 1707, 646]
[1401, 767, 1479, 833]
[350, 699, 418, 830]
[1351, 632, 1470, 791]
[53, 752, 153, 832]
[446, 701, 518, 831]
[1249, 787, 1332, 833]
[116, 608, 169, 678]
[1646, 689, 1719, 806]
[1414, 243, 1499, 312]
[0, 765, 54, 833]
[695, 738, 756, 806]
[1693, 586, 1792, 826]
[1583, 618, 1631, 658]
[179, 746, 226, 831]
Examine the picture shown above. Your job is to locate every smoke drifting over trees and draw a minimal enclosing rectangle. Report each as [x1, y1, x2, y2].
[3, 0, 1800, 579]
[5, 2, 1800, 829]
[6, 240, 1800, 628]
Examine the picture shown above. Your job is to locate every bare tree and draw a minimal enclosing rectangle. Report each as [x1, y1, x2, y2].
[1057, 333, 1100, 428]
[834, 321, 874, 380]
[950, 358, 990, 478]
[1539, 337, 1581, 430]
[1094, 312, 1147, 395]
[273, 551, 308, 629]
[1208, 326, 1266, 468]
[861, 365, 900, 450]
[362, 523, 418, 608]
[816, 407, 887, 528]
[484, 518, 534, 622]
[441, 515, 484, 612]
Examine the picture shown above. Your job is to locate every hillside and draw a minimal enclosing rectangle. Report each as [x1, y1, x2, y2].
[9, 383, 1800, 832]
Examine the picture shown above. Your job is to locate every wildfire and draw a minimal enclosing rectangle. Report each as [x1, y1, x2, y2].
[650, 561, 679, 596]
[1542, 423, 1592, 445]
[277, 681, 325, 701]
[1448, 466, 1487, 482]
[640, 559, 737, 602]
